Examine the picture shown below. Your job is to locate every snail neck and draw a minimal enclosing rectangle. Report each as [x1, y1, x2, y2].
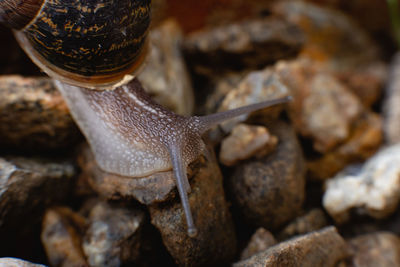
[0, 0, 43, 29]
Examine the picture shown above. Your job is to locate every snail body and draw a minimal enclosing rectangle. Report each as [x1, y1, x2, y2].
[1, 0, 290, 236]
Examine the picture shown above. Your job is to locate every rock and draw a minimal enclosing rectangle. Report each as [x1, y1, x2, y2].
[215, 68, 290, 133]
[139, 19, 194, 116]
[0, 75, 81, 151]
[307, 112, 383, 180]
[149, 147, 237, 266]
[275, 59, 363, 153]
[219, 123, 278, 166]
[0, 157, 76, 232]
[78, 144, 187, 205]
[323, 144, 400, 223]
[272, 1, 380, 70]
[272, 1, 386, 108]
[348, 232, 400, 267]
[183, 17, 304, 75]
[384, 52, 400, 145]
[82, 201, 145, 267]
[233, 226, 349, 267]
[0, 258, 46, 267]
[278, 209, 328, 240]
[41, 207, 88, 267]
[240, 228, 277, 260]
[229, 120, 305, 229]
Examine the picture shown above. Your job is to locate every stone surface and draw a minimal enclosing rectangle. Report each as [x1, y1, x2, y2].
[323, 144, 400, 223]
[0, 75, 81, 150]
[240, 228, 277, 260]
[219, 123, 278, 166]
[183, 17, 304, 75]
[215, 68, 290, 133]
[82, 201, 145, 267]
[78, 144, 190, 205]
[229, 120, 305, 229]
[139, 19, 194, 116]
[0, 258, 46, 267]
[275, 59, 363, 153]
[272, 1, 381, 70]
[41, 207, 88, 267]
[233, 226, 348, 267]
[0, 157, 76, 232]
[149, 147, 237, 266]
[348, 232, 400, 267]
[307, 112, 382, 180]
[384, 52, 400, 145]
[278, 209, 328, 240]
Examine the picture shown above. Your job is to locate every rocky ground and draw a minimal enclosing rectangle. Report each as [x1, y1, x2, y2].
[1, 0, 399, 266]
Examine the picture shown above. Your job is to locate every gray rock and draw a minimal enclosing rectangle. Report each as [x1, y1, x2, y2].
[384, 52, 400, 145]
[183, 17, 304, 75]
[0, 258, 46, 267]
[82, 201, 145, 267]
[139, 19, 194, 116]
[149, 148, 237, 266]
[323, 144, 400, 223]
[229, 120, 305, 229]
[0, 157, 76, 231]
[233, 227, 348, 267]
[348, 232, 400, 267]
[219, 123, 277, 166]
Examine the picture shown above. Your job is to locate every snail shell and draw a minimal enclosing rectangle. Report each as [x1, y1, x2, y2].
[2, 0, 151, 89]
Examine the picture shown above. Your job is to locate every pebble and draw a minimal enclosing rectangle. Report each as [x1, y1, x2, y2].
[348, 232, 400, 267]
[240, 228, 277, 260]
[139, 19, 194, 116]
[41, 207, 88, 267]
[0, 258, 46, 267]
[233, 226, 348, 267]
[219, 123, 278, 166]
[323, 144, 400, 223]
[229, 120, 305, 229]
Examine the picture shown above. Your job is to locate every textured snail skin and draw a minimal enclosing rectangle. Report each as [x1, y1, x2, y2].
[55, 78, 290, 237]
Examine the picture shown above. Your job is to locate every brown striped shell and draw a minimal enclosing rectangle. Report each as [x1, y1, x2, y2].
[3, 0, 151, 89]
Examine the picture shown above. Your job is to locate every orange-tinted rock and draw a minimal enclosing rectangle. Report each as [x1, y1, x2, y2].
[240, 228, 277, 260]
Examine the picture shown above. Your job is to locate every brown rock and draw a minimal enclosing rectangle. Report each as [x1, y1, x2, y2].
[0, 157, 76, 232]
[240, 228, 277, 260]
[149, 147, 237, 266]
[219, 123, 278, 166]
[0, 258, 46, 267]
[41, 207, 88, 267]
[272, 1, 380, 70]
[278, 209, 328, 240]
[0, 75, 81, 150]
[139, 19, 194, 116]
[82, 201, 145, 267]
[229, 120, 305, 229]
[183, 17, 304, 75]
[275, 59, 363, 153]
[233, 227, 349, 267]
[348, 232, 400, 267]
[78, 144, 185, 205]
[307, 112, 382, 180]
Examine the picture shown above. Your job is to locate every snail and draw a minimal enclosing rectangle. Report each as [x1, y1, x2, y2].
[0, 0, 290, 237]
